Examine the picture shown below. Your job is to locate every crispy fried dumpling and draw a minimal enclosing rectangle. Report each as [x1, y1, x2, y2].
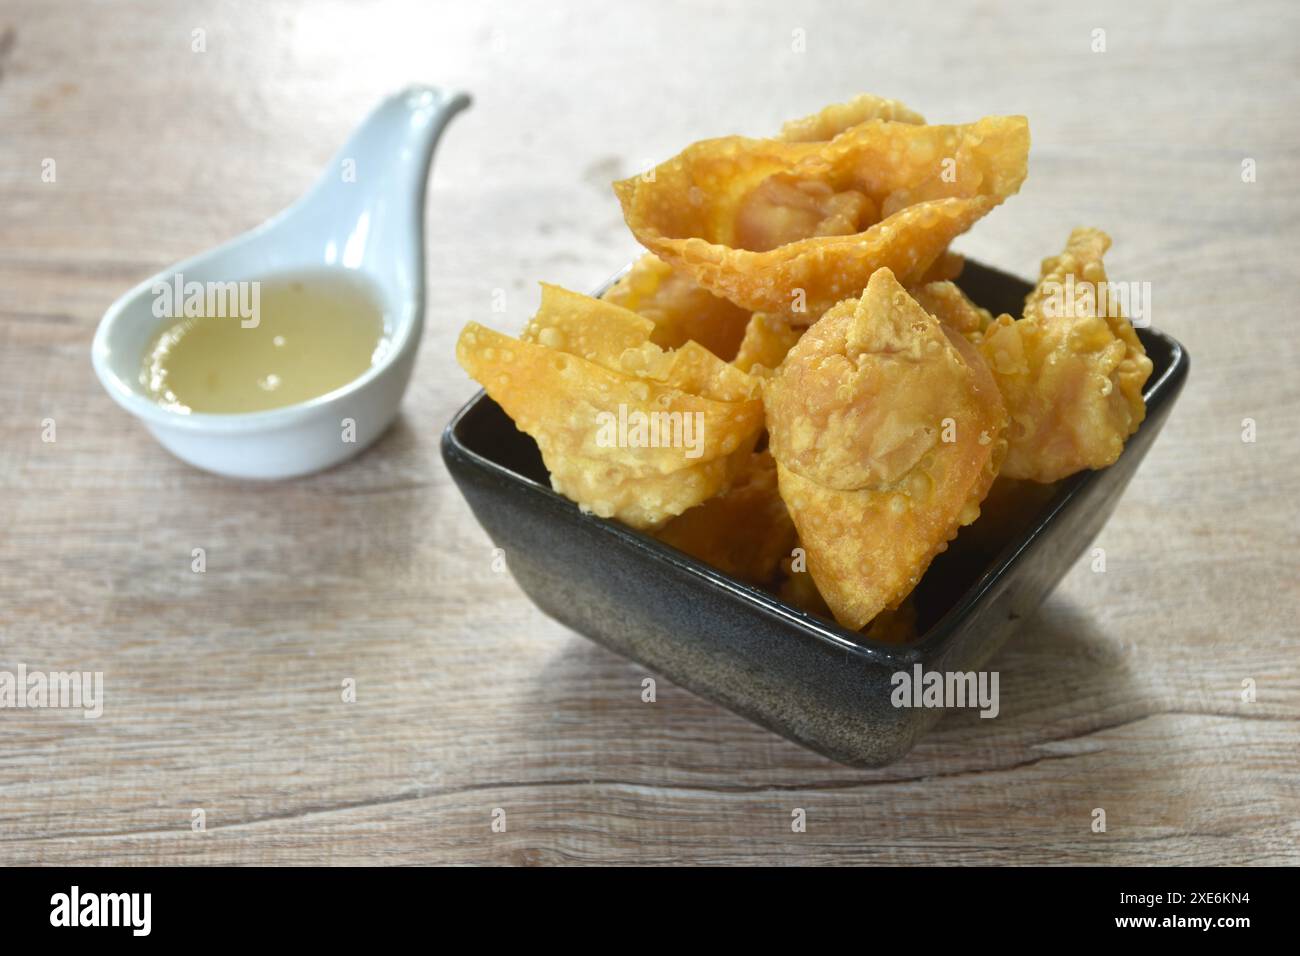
[776, 552, 833, 618]
[777, 94, 926, 143]
[780, 95, 966, 292]
[732, 312, 802, 376]
[864, 599, 919, 645]
[654, 450, 796, 585]
[600, 96, 960, 357]
[765, 268, 1007, 629]
[979, 228, 1152, 482]
[457, 285, 764, 529]
[602, 253, 753, 360]
[776, 549, 918, 643]
[614, 114, 1029, 320]
[911, 279, 994, 344]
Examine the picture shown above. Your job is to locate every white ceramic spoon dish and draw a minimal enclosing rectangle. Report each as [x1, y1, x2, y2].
[91, 85, 470, 479]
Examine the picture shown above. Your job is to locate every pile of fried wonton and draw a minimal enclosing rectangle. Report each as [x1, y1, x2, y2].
[457, 95, 1153, 640]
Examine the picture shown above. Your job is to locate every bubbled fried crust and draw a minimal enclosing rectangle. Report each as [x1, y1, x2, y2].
[979, 228, 1153, 483]
[910, 280, 994, 343]
[602, 253, 753, 360]
[732, 312, 802, 376]
[777, 94, 926, 142]
[603, 95, 934, 358]
[653, 450, 797, 585]
[456, 286, 764, 530]
[599, 97, 932, 359]
[765, 268, 1007, 630]
[613, 115, 1029, 319]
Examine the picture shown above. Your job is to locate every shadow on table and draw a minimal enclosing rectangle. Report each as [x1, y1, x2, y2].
[103, 412, 443, 634]
[528, 590, 1149, 776]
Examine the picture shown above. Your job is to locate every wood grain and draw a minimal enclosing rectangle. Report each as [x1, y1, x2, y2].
[0, 0, 1297, 865]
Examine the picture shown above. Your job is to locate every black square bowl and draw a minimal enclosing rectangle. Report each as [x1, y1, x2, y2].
[441, 261, 1189, 766]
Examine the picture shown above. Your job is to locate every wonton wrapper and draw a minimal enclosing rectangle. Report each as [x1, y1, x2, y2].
[776, 553, 832, 618]
[864, 600, 919, 645]
[457, 285, 764, 529]
[777, 94, 925, 142]
[776, 552, 918, 643]
[601, 95, 958, 357]
[782, 96, 966, 291]
[911, 279, 994, 344]
[654, 450, 796, 585]
[765, 268, 1007, 629]
[614, 114, 1029, 319]
[602, 253, 752, 360]
[916, 250, 966, 285]
[732, 312, 802, 376]
[953, 476, 1062, 559]
[979, 228, 1152, 482]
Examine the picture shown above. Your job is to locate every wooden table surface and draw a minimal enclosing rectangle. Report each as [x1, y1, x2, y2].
[2, 0, 1297, 866]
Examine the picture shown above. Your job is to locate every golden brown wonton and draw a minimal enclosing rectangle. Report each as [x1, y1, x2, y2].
[613, 114, 1029, 319]
[453, 95, 1154, 643]
[980, 228, 1152, 482]
[764, 268, 1007, 629]
[457, 285, 764, 529]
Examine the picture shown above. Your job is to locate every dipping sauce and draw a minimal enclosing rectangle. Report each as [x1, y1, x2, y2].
[140, 272, 388, 414]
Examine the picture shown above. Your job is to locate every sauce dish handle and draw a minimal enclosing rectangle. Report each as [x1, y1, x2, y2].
[290, 85, 472, 280]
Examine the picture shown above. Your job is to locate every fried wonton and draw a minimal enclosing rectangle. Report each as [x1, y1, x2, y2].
[776, 554, 832, 618]
[780, 95, 966, 291]
[917, 249, 967, 285]
[864, 599, 919, 645]
[776, 94, 925, 143]
[456, 285, 764, 529]
[979, 228, 1152, 482]
[732, 312, 802, 376]
[776, 550, 918, 643]
[765, 268, 1007, 629]
[654, 450, 796, 585]
[452, 94, 1154, 645]
[600, 95, 934, 361]
[613, 114, 1029, 319]
[602, 253, 752, 360]
[911, 279, 994, 344]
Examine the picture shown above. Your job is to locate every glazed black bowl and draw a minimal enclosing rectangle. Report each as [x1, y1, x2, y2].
[442, 261, 1189, 766]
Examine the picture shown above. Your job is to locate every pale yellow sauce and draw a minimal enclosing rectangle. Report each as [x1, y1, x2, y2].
[140, 272, 388, 414]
